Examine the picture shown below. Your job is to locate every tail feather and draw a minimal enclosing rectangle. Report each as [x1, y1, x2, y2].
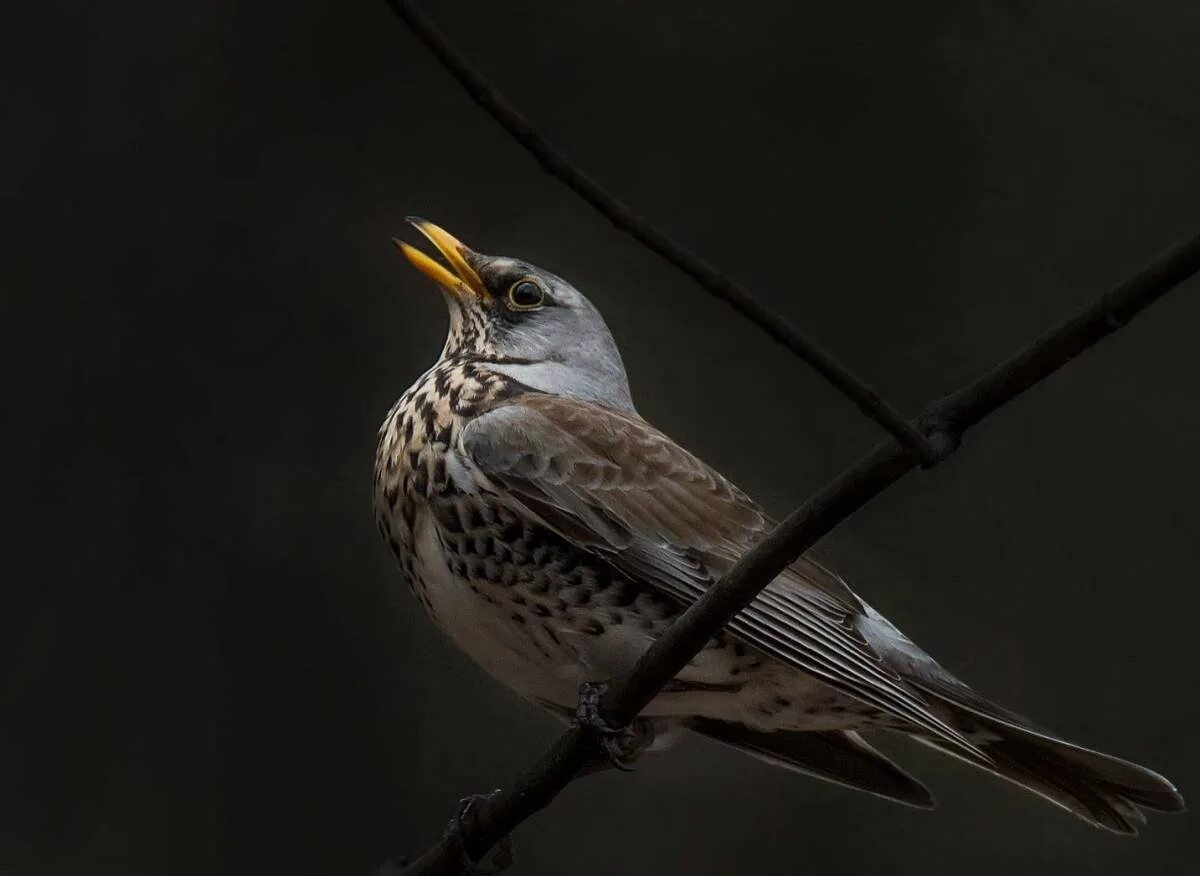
[913, 681, 1185, 834]
[689, 718, 935, 809]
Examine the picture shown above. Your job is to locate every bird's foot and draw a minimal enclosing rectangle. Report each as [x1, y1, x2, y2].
[440, 789, 514, 876]
[574, 681, 655, 771]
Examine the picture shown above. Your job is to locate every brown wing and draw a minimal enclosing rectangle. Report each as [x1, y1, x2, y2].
[460, 393, 981, 756]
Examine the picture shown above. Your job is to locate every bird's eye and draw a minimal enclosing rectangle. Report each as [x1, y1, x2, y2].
[507, 279, 546, 310]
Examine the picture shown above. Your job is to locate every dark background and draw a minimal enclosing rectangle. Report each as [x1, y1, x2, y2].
[5, 1, 1200, 873]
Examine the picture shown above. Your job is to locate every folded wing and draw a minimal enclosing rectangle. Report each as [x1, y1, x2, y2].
[460, 393, 982, 758]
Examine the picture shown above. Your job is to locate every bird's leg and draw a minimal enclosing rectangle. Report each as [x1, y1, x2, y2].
[440, 789, 514, 876]
[574, 681, 655, 771]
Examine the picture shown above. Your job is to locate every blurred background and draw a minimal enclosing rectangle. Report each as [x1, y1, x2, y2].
[4, 1, 1200, 873]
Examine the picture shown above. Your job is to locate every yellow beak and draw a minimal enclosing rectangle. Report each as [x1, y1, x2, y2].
[394, 218, 489, 300]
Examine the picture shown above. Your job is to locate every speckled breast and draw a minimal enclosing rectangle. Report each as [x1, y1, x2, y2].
[372, 358, 686, 701]
[373, 359, 518, 602]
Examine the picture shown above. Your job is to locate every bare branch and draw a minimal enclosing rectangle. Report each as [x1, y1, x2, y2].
[378, 4, 1200, 874]
[382, 0, 941, 462]
[395, 226, 1200, 874]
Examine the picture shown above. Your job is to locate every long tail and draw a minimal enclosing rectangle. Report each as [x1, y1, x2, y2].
[689, 717, 935, 809]
[914, 681, 1185, 834]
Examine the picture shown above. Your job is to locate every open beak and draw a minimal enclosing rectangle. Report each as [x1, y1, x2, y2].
[394, 218, 489, 300]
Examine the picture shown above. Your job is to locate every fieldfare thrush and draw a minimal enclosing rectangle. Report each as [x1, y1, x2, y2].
[373, 220, 1183, 833]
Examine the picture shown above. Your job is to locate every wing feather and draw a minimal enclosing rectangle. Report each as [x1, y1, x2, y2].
[461, 393, 982, 757]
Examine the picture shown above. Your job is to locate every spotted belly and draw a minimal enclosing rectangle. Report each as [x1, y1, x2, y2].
[409, 507, 586, 707]
[404, 500, 875, 730]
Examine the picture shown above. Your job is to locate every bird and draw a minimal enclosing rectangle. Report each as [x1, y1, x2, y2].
[374, 218, 1184, 834]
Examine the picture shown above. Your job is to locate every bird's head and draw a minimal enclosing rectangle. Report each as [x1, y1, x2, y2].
[396, 218, 634, 412]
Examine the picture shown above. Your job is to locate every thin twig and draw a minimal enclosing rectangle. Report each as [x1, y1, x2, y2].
[395, 228, 1200, 875]
[382, 0, 942, 463]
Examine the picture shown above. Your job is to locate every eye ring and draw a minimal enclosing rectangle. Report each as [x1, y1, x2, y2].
[507, 278, 546, 310]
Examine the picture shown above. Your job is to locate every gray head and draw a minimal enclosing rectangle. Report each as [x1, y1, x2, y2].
[397, 218, 634, 412]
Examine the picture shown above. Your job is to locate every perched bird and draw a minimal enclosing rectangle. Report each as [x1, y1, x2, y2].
[375, 219, 1183, 833]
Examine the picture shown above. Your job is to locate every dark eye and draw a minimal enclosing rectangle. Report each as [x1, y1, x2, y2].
[507, 279, 545, 310]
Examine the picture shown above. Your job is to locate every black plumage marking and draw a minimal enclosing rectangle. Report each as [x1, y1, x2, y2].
[376, 358, 726, 722]
[434, 367, 451, 395]
[498, 519, 523, 542]
[438, 505, 463, 534]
